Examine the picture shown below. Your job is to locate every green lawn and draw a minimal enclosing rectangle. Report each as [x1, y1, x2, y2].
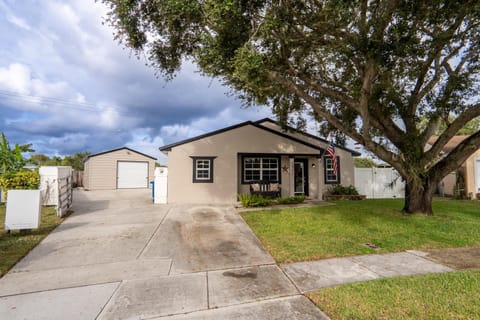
[0, 204, 64, 277]
[241, 199, 480, 263]
[307, 270, 480, 320]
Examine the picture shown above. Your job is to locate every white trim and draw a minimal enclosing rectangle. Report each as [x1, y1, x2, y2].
[195, 159, 211, 180]
[243, 157, 279, 182]
[324, 157, 338, 183]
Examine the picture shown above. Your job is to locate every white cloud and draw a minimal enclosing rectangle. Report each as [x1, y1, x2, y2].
[0, 63, 73, 101]
[0, 63, 32, 94]
[0, 0, 31, 31]
[6, 14, 31, 30]
[160, 124, 193, 141]
[126, 131, 166, 164]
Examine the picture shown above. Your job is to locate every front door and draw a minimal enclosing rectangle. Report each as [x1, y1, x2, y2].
[294, 159, 309, 196]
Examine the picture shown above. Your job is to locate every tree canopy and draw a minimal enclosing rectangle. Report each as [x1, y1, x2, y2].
[102, 0, 480, 214]
[29, 152, 91, 171]
[354, 157, 377, 168]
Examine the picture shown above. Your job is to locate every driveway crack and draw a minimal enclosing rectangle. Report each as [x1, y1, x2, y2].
[136, 207, 171, 260]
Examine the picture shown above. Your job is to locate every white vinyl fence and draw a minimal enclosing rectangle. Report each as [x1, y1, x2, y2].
[355, 167, 405, 199]
[40, 166, 73, 217]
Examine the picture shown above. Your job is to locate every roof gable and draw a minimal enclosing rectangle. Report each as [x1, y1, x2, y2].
[255, 118, 361, 156]
[159, 120, 325, 153]
[88, 147, 157, 160]
[427, 135, 470, 154]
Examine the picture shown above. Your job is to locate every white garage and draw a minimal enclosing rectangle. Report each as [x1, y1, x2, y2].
[117, 161, 149, 188]
[83, 147, 156, 190]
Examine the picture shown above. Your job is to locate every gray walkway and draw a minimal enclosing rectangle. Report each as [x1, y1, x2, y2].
[282, 251, 453, 293]
[0, 190, 454, 319]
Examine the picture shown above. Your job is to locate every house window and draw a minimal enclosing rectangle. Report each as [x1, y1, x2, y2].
[191, 157, 216, 183]
[242, 156, 280, 183]
[324, 156, 340, 184]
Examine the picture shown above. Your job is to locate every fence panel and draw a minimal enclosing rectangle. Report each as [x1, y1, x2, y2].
[40, 166, 73, 217]
[72, 170, 84, 187]
[355, 167, 404, 199]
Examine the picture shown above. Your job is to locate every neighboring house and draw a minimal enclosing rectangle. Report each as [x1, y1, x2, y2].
[427, 136, 480, 199]
[159, 118, 360, 204]
[83, 147, 156, 190]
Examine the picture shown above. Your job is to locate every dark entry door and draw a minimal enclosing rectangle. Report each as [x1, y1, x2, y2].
[294, 159, 309, 196]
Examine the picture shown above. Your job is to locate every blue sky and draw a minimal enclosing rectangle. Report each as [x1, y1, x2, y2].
[0, 0, 273, 163]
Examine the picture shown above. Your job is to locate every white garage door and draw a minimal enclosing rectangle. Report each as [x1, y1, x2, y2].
[117, 161, 149, 189]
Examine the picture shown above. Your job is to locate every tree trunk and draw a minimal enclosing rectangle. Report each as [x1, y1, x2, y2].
[402, 178, 436, 215]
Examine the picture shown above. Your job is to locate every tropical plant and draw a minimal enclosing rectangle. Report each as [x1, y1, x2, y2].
[0, 133, 34, 174]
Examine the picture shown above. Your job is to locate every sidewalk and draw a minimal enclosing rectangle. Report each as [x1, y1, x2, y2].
[282, 250, 454, 293]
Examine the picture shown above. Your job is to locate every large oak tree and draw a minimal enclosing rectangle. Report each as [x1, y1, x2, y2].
[102, 0, 480, 214]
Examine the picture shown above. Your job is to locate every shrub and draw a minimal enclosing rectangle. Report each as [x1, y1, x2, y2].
[276, 195, 306, 204]
[0, 170, 40, 199]
[328, 184, 359, 195]
[238, 194, 273, 207]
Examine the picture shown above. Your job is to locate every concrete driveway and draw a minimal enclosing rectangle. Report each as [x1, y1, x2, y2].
[0, 189, 327, 320]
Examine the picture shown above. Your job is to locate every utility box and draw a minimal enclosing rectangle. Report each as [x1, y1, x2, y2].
[5, 190, 41, 230]
[154, 167, 168, 204]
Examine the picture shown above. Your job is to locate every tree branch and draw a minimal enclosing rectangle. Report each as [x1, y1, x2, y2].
[288, 63, 406, 148]
[408, 14, 466, 115]
[430, 130, 480, 181]
[268, 71, 408, 176]
[424, 104, 480, 165]
[359, 59, 375, 139]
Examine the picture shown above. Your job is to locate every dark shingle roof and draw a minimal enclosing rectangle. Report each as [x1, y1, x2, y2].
[159, 120, 324, 153]
[88, 147, 157, 160]
[159, 118, 361, 156]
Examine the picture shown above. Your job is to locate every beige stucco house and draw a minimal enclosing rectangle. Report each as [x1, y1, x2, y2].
[160, 118, 360, 204]
[84, 147, 156, 190]
[427, 136, 480, 199]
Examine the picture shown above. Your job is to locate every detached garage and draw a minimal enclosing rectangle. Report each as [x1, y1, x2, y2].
[83, 147, 156, 190]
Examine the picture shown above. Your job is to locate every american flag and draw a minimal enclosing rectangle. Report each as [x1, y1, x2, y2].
[327, 142, 338, 176]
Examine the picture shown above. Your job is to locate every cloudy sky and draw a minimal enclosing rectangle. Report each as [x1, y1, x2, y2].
[0, 0, 273, 163]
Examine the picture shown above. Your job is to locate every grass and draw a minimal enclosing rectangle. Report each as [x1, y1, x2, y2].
[307, 270, 480, 320]
[0, 204, 65, 277]
[241, 199, 480, 263]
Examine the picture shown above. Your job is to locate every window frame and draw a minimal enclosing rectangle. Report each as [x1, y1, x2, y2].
[323, 156, 341, 184]
[191, 156, 216, 183]
[241, 155, 281, 184]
